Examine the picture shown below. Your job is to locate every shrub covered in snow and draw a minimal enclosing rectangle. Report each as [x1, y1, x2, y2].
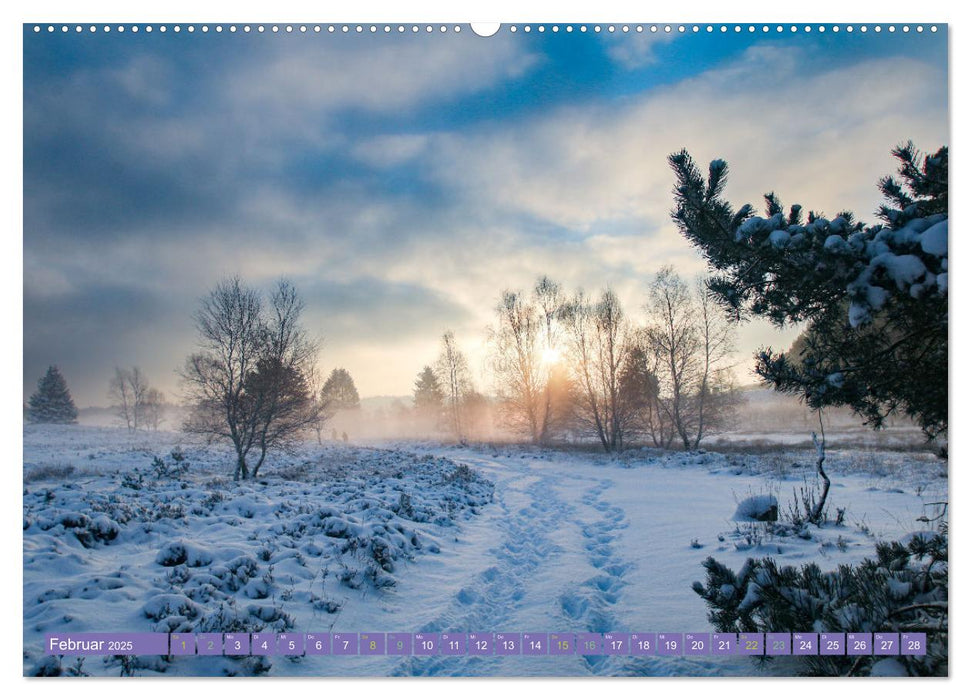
[23, 437, 495, 675]
[732, 494, 778, 522]
[692, 524, 947, 676]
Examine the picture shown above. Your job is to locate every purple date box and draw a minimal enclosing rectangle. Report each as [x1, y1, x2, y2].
[468, 633, 493, 655]
[821, 633, 845, 655]
[441, 633, 466, 655]
[548, 633, 573, 655]
[170, 633, 196, 655]
[277, 633, 303, 656]
[251, 633, 275, 655]
[657, 633, 683, 656]
[739, 633, 763, 656]
[712, 633, 737, 655]
[333, 633, 358, 655]
[766, 633, 791, 655]
[847, 633, 872, 656]
[197, 633, 223, 656]
[224, 633, 250, 656]
[414, 633, 439, 655]
[305, 633, 330, 655]
[496, 633, 521, 655]
[604, 633, 630, 655]
[902, 633, 927, 656]
[523, 633, 548, 655]
[630, 633, 656, 656]
[387, 633, 412, 655]
[685, 633, 710, 656]
[576, 633, 603, 655]
[793, 633, 817, 656]
[360, 633, 386, 655]
[874, 633, 899, 655]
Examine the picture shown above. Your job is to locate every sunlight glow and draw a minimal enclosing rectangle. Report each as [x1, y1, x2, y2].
[541, 345, 561, 368]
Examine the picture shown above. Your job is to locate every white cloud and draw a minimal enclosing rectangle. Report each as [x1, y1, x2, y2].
[602, 30, 680, 68]
[424, 44, 947, 237]
[227, 35, 538, 117]
[351, 134, 431, 168]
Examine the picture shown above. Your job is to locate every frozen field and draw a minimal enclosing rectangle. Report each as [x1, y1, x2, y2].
[23, 424, 947, 676]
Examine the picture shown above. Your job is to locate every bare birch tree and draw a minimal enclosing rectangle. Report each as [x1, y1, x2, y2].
[181, 277, 320, 480]
[489, 290, 544, 441]
[436, 330, 474, 442]
[560, 288, 631, 452]
[108, 366, 153, 432]
[142, 388, 165, 431]
[644, 267, 738, 450]
[108, 367, 135, 432]
[534, 276, 566, 442]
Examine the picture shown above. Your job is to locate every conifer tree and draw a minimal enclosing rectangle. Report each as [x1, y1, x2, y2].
[27, 366, 79, 424]
[320, 368, 361, 411]
[413, 365, 444, 413]
[668, 142, 947, 439]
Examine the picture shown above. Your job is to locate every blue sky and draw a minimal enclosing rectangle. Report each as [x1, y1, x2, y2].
[23, 24, 948, 405]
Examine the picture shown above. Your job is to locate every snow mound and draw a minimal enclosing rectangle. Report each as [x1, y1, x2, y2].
[920, 219, 947, 257]
[156, 540, 215, 567]
[732, 494, 778, 522]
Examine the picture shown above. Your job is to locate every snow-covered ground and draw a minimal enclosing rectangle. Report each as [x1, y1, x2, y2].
[23, 424, 947, 677]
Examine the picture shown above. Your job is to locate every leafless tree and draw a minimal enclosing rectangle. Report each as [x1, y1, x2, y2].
[488, 276, 575, 444]
[109, 367, 135, 432]
[488, 290, 544, 442]
[436, 330, 474, 442]
[306, 367, 333, 445]
[248, 281, 321, 476]
[181, 277, 320, 480]
[560, 288, 631, 452]
[534, 276, 567, 442]
[643, 267, 738, 450]
[691, 278, 738, 445]
[142, 388, 165, 431]
[108, 366, 151, 432]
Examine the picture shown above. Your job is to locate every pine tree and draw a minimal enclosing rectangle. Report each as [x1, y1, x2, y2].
[320, 368, 360, 411]
[692, 522, 947, 676]
[413, 366, 444, 412]
[27, 366, 79, 424]
[668, 142, 947, 439]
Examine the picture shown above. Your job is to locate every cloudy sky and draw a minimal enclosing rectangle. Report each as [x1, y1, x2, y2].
[23, 24, 948, 406]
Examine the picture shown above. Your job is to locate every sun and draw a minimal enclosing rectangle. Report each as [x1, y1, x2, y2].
[540, 345, 561, 368]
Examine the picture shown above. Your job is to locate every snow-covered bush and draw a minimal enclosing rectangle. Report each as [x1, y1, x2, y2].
[692, 524, 947, 676]
[732, 494, 778, 522]
[152, 450, 190, 480]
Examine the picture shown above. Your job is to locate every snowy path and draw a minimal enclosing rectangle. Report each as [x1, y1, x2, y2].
[373, 453, 751, 676]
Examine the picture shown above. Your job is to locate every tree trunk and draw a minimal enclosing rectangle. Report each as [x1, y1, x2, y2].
[234, 452, 249, 481]
[252, 447, 268, 479]
[810, 428, 830, 524]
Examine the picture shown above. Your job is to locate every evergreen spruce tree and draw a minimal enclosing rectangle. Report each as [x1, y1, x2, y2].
[668, 142, 947, 440]
[413, 365, 444, 413]
[320, 368, 361, 411]
[27, 366, 79, 424]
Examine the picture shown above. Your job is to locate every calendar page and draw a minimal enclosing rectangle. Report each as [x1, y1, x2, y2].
[22, 20, 948, 679]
